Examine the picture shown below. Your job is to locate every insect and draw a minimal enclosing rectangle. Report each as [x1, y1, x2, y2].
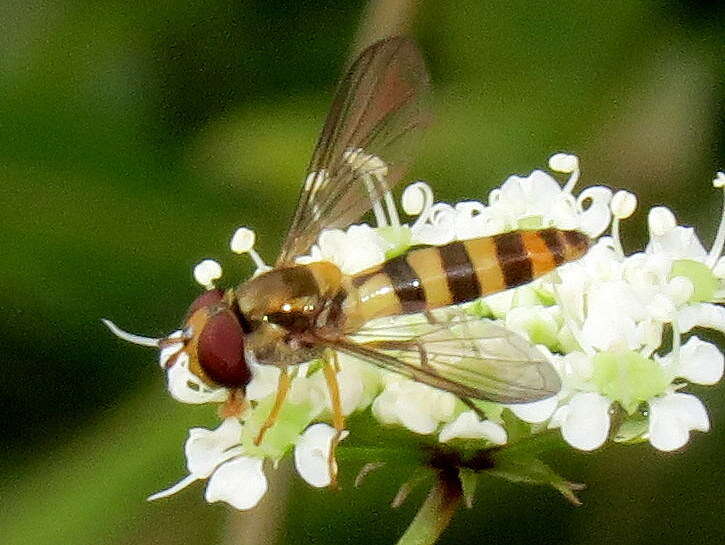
[106, 37, 589, 480]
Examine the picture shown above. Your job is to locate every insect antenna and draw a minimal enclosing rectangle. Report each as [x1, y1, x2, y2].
[102, 319, 161, 347]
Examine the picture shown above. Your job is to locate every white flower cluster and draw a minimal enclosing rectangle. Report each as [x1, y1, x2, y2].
[156, 156, 724, 510]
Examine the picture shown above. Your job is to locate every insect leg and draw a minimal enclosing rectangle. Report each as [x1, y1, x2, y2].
[414, 340, 432, 370]
[423, 310, 438, 324]
[322, 349, 345, 488]
[460, 397, 486, 420]
[254, 367, 292, 446]
[218, 387, 247, 419]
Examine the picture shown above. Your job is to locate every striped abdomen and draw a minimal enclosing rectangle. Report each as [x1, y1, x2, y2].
[343, 228, 589, 329]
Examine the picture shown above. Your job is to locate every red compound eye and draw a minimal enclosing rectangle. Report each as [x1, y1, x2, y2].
[196, 309, 251, 388]
[185, 289, 225, 321]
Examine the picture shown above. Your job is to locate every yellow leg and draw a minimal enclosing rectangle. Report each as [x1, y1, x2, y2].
[323, 350, 345, 487]
[254, 367, 292, 446]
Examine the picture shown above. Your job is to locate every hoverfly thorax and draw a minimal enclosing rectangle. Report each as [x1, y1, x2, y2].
[234, 262, 344, 367]
[170, 289, 252, 389]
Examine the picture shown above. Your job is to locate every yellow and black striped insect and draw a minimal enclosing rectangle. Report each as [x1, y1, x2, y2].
[107, 37, 589, 458]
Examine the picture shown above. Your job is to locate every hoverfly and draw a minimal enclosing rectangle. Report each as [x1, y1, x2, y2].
[106, 37, 589, 478]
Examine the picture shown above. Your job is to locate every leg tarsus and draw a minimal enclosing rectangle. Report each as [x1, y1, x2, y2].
[254, 368, 291, 446]
[323, 350, 345, 488]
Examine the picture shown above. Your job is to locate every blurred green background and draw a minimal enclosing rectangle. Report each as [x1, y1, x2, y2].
[1, 1, 723, 544]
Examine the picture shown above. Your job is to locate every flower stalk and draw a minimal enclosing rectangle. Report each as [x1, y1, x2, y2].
[395, 471, 462, 545]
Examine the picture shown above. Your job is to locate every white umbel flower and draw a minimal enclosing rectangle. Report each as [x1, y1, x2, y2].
[149, 419, 242, 498]
[134, 153, 724, 509]
[297, 224, 387, 274]
[149, 418, 269, 510]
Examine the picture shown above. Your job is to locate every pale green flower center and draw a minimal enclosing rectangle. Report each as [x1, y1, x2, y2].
[241, 398, 317, 459]
[670, 259, 718, 302]
[517, 215, 545, 229]
[592, 351, 669, 414]
[527, 318, 560, 349]
[378, 224, 414, 259]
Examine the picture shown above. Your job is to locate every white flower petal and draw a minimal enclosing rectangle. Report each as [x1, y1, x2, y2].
[148, 419, 244, 503]
[549, 198, 580, 230]
[402, 181, 431, 215]
[245, 363, 281, 401]
[623, 252, 671, 289]
[648, 393, 710, 452]
[147, 474, 199, 501]
[294, 423, 349, 488]
[335, 365, 365, 415]
[166, 352, 229, 404]
[484, 289, 516, 318]
[290, 363, 367, 417]
[556, 351, 595, 390]
[158, 330, 183, 368]
[342, 224, 387, 273]
[637, 319, 664, 353]
[454, 201, 500, 239]
[185, 418, 244, 477]
[491, 170, 564, 225]
[582, 312, 639, 352]
[580, 281, 646, 351]
[676, 337, 724, 385]
[230, 227, 256, 253]
[438, 411, 507, 444]
[310, 224, 386, 274]
[579, 206, 612, 238]
[678, 303, 725, 335]
[647, 293, 676, 322]
[287, 372, 328, 417]
[665, 276, 694, 305]
[577, 186, 613, 238]
[372, 380, 455, 434]
[646, 225, 708, 261]
[507, 396, 558, 424]
[713, 255, 725, 278]
[205, 457, 268, 510]
[648, 207, 677, 237]
[411, 203, 457, 245]
[504, 304, 559, 345]
[559, 393, 611, 451]
[549, 153, 579, 173]
[611, 190, 637, 220]
[193, 259, 223, 289]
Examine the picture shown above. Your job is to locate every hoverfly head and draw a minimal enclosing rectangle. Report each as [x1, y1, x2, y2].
[174, 289, 251, 389]
[103, 288, 252, 390]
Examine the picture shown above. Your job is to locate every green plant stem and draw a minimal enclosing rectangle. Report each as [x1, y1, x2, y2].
[395, 473, 462, 545]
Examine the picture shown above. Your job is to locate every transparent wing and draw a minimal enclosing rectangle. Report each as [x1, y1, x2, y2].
[330, 312, 561, 404]
[277, 36, 430, 265]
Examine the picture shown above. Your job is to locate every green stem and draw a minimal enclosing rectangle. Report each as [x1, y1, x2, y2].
[395, 472, 462, 545]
